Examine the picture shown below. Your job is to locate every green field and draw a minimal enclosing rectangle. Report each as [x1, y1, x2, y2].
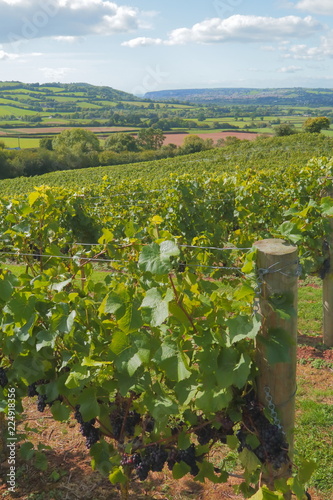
[0, 137, 40, 148]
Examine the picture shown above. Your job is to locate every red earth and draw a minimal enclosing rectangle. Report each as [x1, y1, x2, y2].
[162, 131, 264, 146]
[0, 127, 265, 147]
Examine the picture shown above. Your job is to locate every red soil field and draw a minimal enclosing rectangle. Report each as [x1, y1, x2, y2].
[0, 126, 137, 135]
[0, 128, 265, 146]
[162, 131, 265, 146]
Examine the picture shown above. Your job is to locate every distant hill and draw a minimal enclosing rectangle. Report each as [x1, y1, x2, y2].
[144, 87, 333, 106]
[0, 81, 139, 119]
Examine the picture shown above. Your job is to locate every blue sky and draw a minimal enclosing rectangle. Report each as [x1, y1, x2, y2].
[0, 0, 333, 95]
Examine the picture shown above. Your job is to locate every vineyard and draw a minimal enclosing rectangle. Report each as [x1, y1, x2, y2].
[0, 133, 333, 499]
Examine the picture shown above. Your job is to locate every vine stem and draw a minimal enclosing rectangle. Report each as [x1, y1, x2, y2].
[168, 273, 198, 333]
[120, 483, 129, 500]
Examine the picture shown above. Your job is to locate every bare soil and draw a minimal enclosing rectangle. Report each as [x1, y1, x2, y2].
[0, 127, 263, 147]
[0, 127, 137, 136]
[162, 132, 263, 146]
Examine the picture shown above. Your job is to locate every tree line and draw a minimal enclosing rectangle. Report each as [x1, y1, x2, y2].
[0, 128, 216, 179]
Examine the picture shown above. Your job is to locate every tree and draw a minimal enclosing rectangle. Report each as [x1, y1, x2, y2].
[181, 135, 213, 154]
[0, 150, 11, 179]
[273, 124, 296, 137]
[39, 137, 53, 150]
[302, 116, 330, 133]
[137, 128, 165, 150]
[52, 128, 100, 153]
[104, 133, 139, 153]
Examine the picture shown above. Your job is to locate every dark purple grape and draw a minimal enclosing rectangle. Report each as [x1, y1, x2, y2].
[37, 394, 47, 412]
[0, 368, 8, 388]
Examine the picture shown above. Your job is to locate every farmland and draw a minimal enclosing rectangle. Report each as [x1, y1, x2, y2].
[0, 133, 332, 500]
[1, 81, 333, 141]
[0, 82, 333, 500]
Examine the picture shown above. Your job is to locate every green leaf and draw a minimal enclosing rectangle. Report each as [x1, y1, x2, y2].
[321, 196, 333, 216]
[279, 221, 303, 244]
[226, 314, 261, 345]
[287, 477, 307, 499]
[78, 388, 100, 421]
[239, 448, 261, 474]
[177, 431, 191, 450]
[216, 348, 239, 388]
[109, 467, 127, 485]
[110, 330, 129, 355]
[55, 309, 76, 334]
[258, 327, 294, 364]
[297, 458, 316, 484]
[0, 279, 13, 302]
[36, 330, 57, 351]
[99, 286, 127, 315]
[172, 461, 191, 479]
[138, 240, 179, 274]
[195, 387, 232, 412]
[141, 288, 172, 327]
[50, 401, 70, 421]
[82, 357, 112, 367]
[51, 278, 72, 292]
[226, 435, 239, 450]
[20, 442, 35, 460]
[34, 451, 48, 471]
[118, 301, 142, 333]
[249, 487, 285, 499]
[196, 460, 228, 484]
[246, 433, 260, 449]
[65, 367, 89, 389]
[90, 441, 112, 475]
[153, 342, 191, 382]
[234, 283, 256, 301]
[98, 228, 114, 244]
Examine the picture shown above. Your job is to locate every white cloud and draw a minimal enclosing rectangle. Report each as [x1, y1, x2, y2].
[0, 0, 148, 44]
[122, 37, 163, 48]
[278, 65, 302, 72]
[284, 32, 333, 59]
[295, 0, 333, 15]
[52, 36, 83, 43]
[124, 15, 322, 48]
[39, 66, 74, 80]
[0, 48, 19, 60]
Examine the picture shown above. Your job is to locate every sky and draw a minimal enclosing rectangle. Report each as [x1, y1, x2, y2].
[1, 0, 333, 95]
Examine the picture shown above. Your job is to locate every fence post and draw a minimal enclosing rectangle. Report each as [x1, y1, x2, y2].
[254, 239, 298, 493]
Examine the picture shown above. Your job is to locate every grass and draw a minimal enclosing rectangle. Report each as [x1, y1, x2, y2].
[294, 400, 333, 494]
[1, 137, 40, 148]
[298, 277, 322, 336]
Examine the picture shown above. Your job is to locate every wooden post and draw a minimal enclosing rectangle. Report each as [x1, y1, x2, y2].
[254, 239, 298, 494]
[322, 186, 333, 347]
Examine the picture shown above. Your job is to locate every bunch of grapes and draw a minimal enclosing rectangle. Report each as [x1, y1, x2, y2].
[194, 413, 234, 445]
[237, 392, 290, 470]
[0, 367, 8, 388]
[121, 445, 168, 481]
[167, 444, 199, 477]
[27, 383, 39, 397]
[109, 405, 141, 442]
[74, 406, 100, 449]
[37, 394, 48, 412]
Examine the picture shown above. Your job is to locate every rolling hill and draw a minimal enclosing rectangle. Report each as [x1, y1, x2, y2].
[144, 87, 333, 106]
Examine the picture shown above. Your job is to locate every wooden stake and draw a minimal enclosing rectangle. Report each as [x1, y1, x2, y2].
[254, 239, 298, 494]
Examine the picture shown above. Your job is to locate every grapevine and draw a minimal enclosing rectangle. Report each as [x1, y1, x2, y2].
[1, 147, 330, 497]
